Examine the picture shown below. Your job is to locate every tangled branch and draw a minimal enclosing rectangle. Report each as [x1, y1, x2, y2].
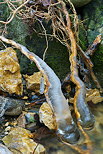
[0, 0, 30, 25]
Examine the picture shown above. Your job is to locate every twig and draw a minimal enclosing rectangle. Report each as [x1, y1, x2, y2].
[86, 34, 102, 56]
[61, 138, 85, 154]
[77, 122, 92, 154]
[59, 0, 95, 129]
[0, 0, 30, 25]
[37, 19, 48, 61]
[77, 37, 102, 92]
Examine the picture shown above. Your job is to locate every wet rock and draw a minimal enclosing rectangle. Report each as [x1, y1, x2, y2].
[33, 126, 53, 141]
[17, 113, 26, 128]
[30, 94, 40, 101]
[26, 122, 38, 132]
[25, 112, 40, 132]
[39, 102, 57, 130]
[69, 88, 103, 104]
[24, 72, 46, 94]
[25, 112, 36, 123]
[0, 47, 23, 95]
[0, 96, 25, 117]
[0, 143, 13, 154]
[65, 0, 92, 7]
[2, 127, 45, 154]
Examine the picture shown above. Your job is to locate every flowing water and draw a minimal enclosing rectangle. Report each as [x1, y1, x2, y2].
[39, 102, 103, 154]
[41, 72, 103, 154]
[0, 73, 103, 154]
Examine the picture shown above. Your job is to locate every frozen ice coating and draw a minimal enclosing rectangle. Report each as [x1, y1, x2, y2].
[19, 45, 80, 143]
[0, 36, 80, 143]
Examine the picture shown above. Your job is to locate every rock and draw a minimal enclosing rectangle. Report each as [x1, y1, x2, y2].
[25, 113, 36, 123]
[65, 0, 92, 7]
[33, 126, 53, 141]
[5, 126, 11, 132]
[86, 89, 103, 104]
[81, 0, 103, 71]
[0, 143, 13, 154]
[26, 122, 38, 132]
[24, 72, 46, 94]
[30, 94, 40, 101]
[2, 127, 45, 154]
[0, 2, 73, 80]
[0, 96, 25, 117]
[17, 113, 26, 128]
[69, 88, 103, 104]
[39, 102, 57, 130]
[0, 47, 23, 95]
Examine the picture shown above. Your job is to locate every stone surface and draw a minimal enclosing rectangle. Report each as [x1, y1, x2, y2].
[0, 3, 70, 79]
[81, 0, 103, 71]
[69, 88, 103, 104]
[0, 96, 25, 117]
[0, 47, 23, 95]
[25, 112, 36, 123]
[65, 0, 92, 7]
[39, 102, 57, 130]
[24, 72, 46, 94]
[2, 127, 45, 154]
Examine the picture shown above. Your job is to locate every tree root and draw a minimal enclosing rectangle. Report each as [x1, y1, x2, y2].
[0, 0, 100, 153]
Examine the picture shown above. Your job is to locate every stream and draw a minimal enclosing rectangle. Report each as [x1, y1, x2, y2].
[0, 72, 103, 154]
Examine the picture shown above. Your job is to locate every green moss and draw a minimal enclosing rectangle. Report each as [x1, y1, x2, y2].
[79, 24, 87, 50]
[0, 3, 31, 73]
[0, 4, 76, 80]
[7, 18, 28, 45]
[25, 32, 70, 79]
[81, 0, 103, 74]
[92, 43, 103, 71]
[46, 39, 70, 80]
[0, 3, 28, 46]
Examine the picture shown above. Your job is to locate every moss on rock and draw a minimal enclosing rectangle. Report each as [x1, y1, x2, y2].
[0, 4, 70, 80]
[81, 0, 103, 72]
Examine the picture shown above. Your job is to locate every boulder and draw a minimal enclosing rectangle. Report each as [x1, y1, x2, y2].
[0, 96, 25, 117]
[81, 0, 103, 72]
[2, 127, 45, 154]
[65, 0, 92, 7]
[0, 47, 23, 95]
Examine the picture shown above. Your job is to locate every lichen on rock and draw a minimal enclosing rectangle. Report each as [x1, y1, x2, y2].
[39, 102, 57, 130]
[2, 127, 45, 154]
[24, 72, 46, 94]
[0, 47, 23, 95]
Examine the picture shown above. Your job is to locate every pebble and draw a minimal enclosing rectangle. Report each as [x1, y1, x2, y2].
[0, 96, 25, 117]
[5, 126, 11, 132]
